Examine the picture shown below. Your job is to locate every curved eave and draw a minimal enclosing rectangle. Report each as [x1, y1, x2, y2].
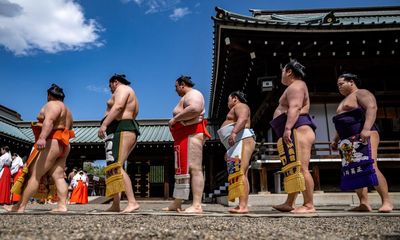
[212, 16, 400, 32]
[0, 132, 32, 145]
[209, 17, 223, 118]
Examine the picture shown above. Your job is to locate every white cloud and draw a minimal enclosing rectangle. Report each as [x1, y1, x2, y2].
[169, 7, 190, 21]
[0, 0, 102, 55]
[86, 85, 109, 94]
[0, 0, 22, 17]
[124, 0, 181, 14]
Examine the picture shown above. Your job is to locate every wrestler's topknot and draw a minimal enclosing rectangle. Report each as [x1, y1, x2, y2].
[109, 74, 131, 85]
[285, 59, 306, 80]
[230, 90, 248, 104]
[47, 83, 65, 101]
[338, 73, 361, 86]
[176, 75, 195, 87]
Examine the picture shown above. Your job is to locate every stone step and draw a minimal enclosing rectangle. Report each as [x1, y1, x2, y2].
[216, 192, 400, 208]
[88, 196, 113, 204]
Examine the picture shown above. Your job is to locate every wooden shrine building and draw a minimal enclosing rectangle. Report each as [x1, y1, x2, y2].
[209, 6, 400, 192]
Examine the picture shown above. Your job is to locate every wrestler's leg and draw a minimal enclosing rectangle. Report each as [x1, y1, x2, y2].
[119, 131, 139, 213]
[291, 126, 316, 214]
[48, 145, 70, 212]
[273, 135, 298, 212]
[370, 132, 393, 212]
[183, 133, 205, 213]
[5, 140, 62, 212]
[229, 137, 255, 214]
[350, 188, 372, 212]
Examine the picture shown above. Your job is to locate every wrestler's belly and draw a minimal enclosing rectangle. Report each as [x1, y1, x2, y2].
[273, 107, 287, 118]
[119, 110, 137, 120]
[52, 123, 67, 129]
[221, 120, 235, 128]
[273, 109, 310, 119]
[181, 117, 203, 126]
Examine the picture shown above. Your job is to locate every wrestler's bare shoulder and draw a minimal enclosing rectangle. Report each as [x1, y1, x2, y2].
[289, 80, 307, 90]
[356, 89, 373, 97]
[186, 89, 204, 98]
[235, 102, 250, 111]
[116, 84, 134, 94]
[44, 100, 64, 111]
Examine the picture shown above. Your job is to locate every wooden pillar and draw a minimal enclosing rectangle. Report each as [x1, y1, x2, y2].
[312, 164, 321, 191]
[250, 168, 257, 194]
[259, 164, 269, 193]
[208, 151, 215, 190]
[163, 156, 170, 199]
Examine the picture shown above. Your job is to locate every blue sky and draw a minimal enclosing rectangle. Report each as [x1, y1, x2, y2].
[0, 0, 398, 121]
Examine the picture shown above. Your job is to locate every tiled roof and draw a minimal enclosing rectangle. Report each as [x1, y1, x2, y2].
[0, 117, 31, 142]
[214, 6, 400, 29]
[0, 117, 220, 144]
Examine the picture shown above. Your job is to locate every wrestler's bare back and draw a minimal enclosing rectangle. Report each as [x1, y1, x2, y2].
[273, 80, 311, 118]
[172, 89, 205, 125]
[105, 85, 138, 120]
[37, 101, 72, 129]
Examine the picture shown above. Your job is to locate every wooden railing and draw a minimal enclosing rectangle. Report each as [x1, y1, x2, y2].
[254, 140, 400, 162]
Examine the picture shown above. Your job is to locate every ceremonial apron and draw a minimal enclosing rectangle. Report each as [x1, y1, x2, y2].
[332, 108, 379, 191]
[103, 118, 140, 197]
[217, 123, 255, 202]
[270, 113, 316, 193]
[11, 122, 75, 199]
[170, 120, 211, 200]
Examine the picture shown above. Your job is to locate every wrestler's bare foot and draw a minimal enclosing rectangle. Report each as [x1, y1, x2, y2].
[51, 206, 68, 213]
[121, 203, 140, 213]
[348, 203, 372, 212]
[178, 205, 203, 214]
[378, 202, 393, 213]
[291, 205, 316, 214]
[162, 200, 182, 212]
[3, 205, 25, 213]
[229, 205, 249, 214]
[105, 205, 120, 212]
[272, 203, 294, 212]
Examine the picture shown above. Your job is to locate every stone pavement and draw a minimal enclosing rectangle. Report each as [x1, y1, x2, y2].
[0, 202, 399, 239]
[219, 192, 400, 209]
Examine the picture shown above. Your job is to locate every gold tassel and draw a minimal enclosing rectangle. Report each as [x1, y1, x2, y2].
[48, 184, 57, 200]
[284, 173, 306, 193]
[228, 181, 245, 202]
[33, 192, 48, 199]
[11, 148, 39, 195]
[11, 167, 28, 195]
[282, 160, 305, 193]
[228, 171, 245, 202]
[104, 162, 125, 197]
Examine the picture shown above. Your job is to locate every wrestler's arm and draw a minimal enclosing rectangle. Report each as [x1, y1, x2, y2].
[356, 89, 378, 141]
[66, 107, 74, 130]
[232, 104, 249, 133]
[228, 104, 250, 146]
[37, 102, 62, 149]
[283, 84, 304, 144]
[331, 132, 340, 150]
[171, 91, 203, 123]
[99, 88, 129, 138]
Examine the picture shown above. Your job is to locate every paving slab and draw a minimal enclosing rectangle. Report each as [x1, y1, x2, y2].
[1, 202, 400, 239]
[217, 192, 400, 209]
[1, 202, 399, 217]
